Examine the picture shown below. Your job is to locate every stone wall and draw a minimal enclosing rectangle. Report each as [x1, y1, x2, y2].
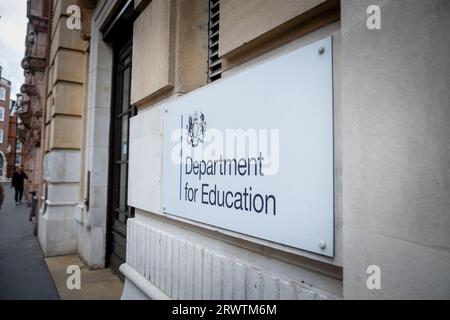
[123, 0, 343, 300]
[341, 0, 450, 299]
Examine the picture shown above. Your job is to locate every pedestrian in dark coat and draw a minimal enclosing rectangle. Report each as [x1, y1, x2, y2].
[11, 166, 28, 205]
[0, 184, 4, 210]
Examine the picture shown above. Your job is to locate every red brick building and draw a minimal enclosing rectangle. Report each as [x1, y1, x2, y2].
[0, 66, 11, 180]
[7, 100, 22, 177]
[18, 0, 51, 199]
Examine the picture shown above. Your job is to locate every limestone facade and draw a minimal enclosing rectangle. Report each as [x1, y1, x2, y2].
[20, 0, 450, 299]
[37, 0, 89, 256]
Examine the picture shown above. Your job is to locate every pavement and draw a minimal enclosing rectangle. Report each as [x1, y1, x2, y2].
[46, 255, 124, 300]
[0, 183, 59, 300]
[0, 183, 124, 300]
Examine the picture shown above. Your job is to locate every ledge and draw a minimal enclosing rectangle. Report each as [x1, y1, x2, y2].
[45, 200, 79, 207]
[119, 263, 170, 300]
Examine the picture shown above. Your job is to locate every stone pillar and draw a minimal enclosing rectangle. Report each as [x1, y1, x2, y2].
[76, 5, 113, 268]
[341, 0, 450, 298]
[38, 1, 87, 256]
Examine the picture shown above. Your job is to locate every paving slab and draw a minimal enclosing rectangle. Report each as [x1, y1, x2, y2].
[46, 255, 124, 300]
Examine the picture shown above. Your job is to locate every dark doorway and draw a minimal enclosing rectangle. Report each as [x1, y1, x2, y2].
[106, 20, 134, 278]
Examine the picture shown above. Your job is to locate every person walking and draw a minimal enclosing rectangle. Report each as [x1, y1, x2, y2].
[11, 166, 28, 205]
[0, 184, 4, 210]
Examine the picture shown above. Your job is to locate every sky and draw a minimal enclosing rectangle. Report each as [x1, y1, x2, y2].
[0, 0, 27, 100]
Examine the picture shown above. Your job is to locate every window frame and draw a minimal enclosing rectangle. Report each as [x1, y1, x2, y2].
[15, 155, 21, 166]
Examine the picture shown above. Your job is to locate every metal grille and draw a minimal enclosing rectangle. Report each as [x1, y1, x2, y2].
[208, 0, 221, 82]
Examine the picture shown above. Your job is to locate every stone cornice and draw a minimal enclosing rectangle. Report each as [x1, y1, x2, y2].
[20, 84, 37, 96]
[22, 56, 46, 73]
[28, 15, 49, 33]
[79, 0, 98, 40]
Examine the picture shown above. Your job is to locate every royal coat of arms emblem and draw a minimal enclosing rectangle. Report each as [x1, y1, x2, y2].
[186, 111, 207, 147]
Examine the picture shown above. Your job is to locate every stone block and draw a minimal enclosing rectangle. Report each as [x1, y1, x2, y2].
[131, 0, 175, 104]
[50, 17, 86, 64]
[52, 82, 84, 117]
[173, 0, 209, 93]
[88, 68, 113, 109]
[53, 49, 86, 84]
[128, 105, 163, 213]
[50, 115, 82, 150]
[52, 0, 74, 37]
[86, 107, 110, 148]
[220, 0, 327, 57]
[44, 150, 81, 183]
[47, 182, 79, 202]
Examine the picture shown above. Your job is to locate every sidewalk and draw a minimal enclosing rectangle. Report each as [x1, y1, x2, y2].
[45, 255, 124, 300]
[0, 184, 124, 300]
[0, 184, 59, 300]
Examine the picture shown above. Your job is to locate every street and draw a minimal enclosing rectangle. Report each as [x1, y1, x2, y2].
[0, 184, 59, 300]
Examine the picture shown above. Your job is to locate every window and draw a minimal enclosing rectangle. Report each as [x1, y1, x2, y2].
[0, 129, 3, 144]
[15, 155, 21, 166]
[0, 88, 5, 101]
[16, 141, 21, 152]
[0, 107, 4, 121]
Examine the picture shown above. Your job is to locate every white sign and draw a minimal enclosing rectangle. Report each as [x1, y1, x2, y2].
[162, 37, 334, 256]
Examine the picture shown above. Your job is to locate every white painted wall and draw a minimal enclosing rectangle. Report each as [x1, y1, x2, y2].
[123, 215, 339, 299]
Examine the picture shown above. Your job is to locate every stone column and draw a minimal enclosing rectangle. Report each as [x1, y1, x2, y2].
[341, 0, 450, 299]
